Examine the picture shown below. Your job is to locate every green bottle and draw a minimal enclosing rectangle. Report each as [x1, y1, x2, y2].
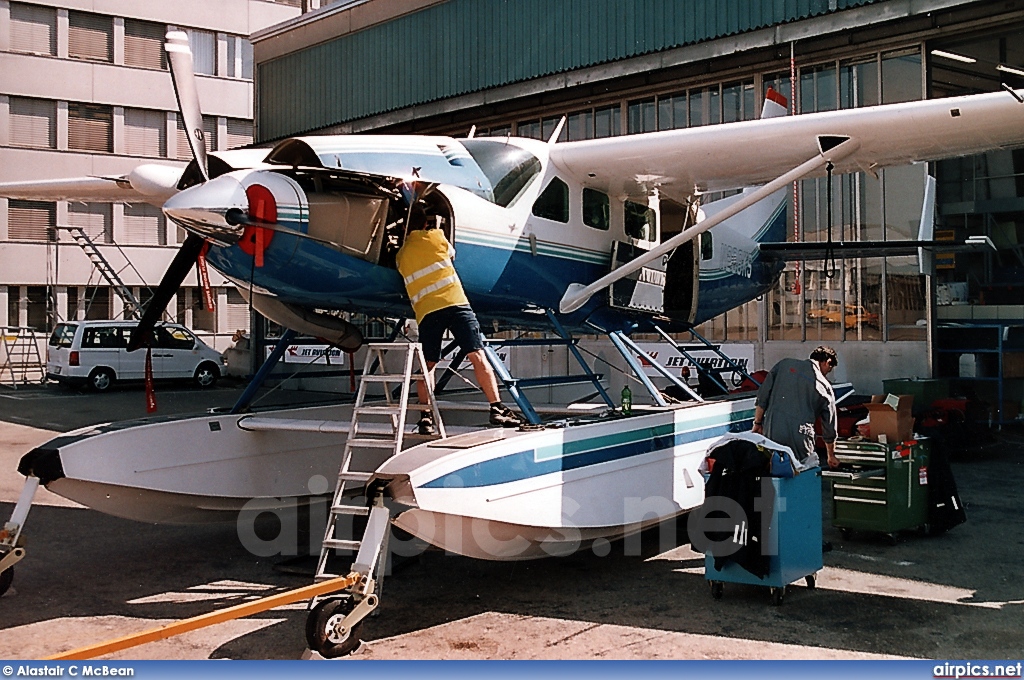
[621, 384, 632, 415]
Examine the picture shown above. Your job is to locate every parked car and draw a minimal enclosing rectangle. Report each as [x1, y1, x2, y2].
[46, 320, 225, 391]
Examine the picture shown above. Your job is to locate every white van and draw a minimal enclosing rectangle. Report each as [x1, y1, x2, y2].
[46, 321, 225, 391]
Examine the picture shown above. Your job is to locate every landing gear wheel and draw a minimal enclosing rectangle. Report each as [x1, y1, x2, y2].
[89, 367, 115, 392]
[710, 581, 723, 600]
[839, 528, 852, 540]
[305, 598, 362, 658]
[770, 587, 785, 606]
[885, 533, 898, 546]
[805, 574, 816, 590]
[0, 566, 12, 597]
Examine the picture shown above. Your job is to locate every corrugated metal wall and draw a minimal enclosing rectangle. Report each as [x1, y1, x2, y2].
[257, 0, 881, 141]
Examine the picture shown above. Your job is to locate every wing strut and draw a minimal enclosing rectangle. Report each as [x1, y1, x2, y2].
[558, 136, 861, 314]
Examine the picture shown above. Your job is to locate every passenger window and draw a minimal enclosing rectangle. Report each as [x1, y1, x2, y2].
[83, 327, 124, 348]
[701, 232, 713, 260]
[624, 200, 654, 240]
[155, 327, 195, 350]
[531, 177, 569, 223]
[583, 188, 610, 231]
[49, 324, 77, 347]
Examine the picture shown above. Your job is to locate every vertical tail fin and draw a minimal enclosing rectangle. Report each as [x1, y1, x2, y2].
[761, 88, 789, 119]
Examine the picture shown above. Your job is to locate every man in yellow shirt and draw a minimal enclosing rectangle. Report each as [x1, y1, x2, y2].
[395, 210, 521, 434]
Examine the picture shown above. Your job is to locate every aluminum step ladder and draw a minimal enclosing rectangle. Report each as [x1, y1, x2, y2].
[0, 327, 45, 389]
[312, 342, 444, 585]
[61, 226, 145, 320]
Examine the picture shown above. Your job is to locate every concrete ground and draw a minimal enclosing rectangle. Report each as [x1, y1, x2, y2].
[1, 381, 1022, 660]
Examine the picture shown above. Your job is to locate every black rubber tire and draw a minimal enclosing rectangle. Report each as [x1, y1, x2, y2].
[305, 598, 362, 658]
[193, 362, 220, 389]
[839, 528, 852, 540]
[89, 367, 115, 392]
[770, 587, 785, 606]
[0, 566, 12, 598]
[805, 574, 816, 590]
[710, 581, 724, 600]
[885, 533, 898, 546]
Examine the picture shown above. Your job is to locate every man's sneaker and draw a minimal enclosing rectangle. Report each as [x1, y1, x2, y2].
[489, 404, 522, 428]
[417, 415, 435, 435]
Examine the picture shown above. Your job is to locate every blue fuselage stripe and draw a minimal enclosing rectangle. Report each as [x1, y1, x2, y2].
[421, 413, 754, 489]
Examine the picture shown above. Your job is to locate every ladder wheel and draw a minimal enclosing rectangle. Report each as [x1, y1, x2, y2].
[306, 597, 362, 658]
[0, 566, 12, 598]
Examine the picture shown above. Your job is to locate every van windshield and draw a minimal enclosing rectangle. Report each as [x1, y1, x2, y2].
[49, 324, 77, 348]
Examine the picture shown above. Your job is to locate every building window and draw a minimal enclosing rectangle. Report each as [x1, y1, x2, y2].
[657, 92, 688, 131]
[582, 188, 609, 231]
[124, 108, 167, 157]
[10, 3, 56, 56]
[8, 200, 55, 241]
[185, 28, 216, 76]
[565, 111, 593, 141]
[68, 103, 113, 153]
[83, 287, 111, 320]
[225, 118, 253, 149]
[532, 178, 569, 223]
[176, 114, 217, 157]
[9, 97, 56, 149]
[68, 11, 113, 62]
[124, 19, 167, 70]
[594, 105, 620, 138]
[226, 36, 254, 79]
[69, 203, 112, 244]
[226, 288, 250, 334]
[25, 286, 52, 333]
[124, 203, 166, 245]
[627, 98, 656, 135]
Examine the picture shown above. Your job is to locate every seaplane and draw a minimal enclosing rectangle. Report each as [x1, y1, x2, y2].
[3, 30, 1023, 653]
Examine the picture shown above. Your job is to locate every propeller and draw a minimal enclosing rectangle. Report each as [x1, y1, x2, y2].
[127, 32, 210, 352]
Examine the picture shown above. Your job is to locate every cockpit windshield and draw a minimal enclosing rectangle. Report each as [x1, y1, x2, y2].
[462, 140, 541, 207]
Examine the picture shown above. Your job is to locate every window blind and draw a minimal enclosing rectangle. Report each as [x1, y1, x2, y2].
[225, 288, 250, 333]
[124, 108, 166, 157]
[8, 200, 56, 241]
[9, 97, 56, 149]
[225, 119, 252, 149]
[69, 203, 112, 244]
[68, 11, 113, 62]
[10, 3, 56, 55]
[124, 19, 166, 70]
[68, 103, 113, 153]
[185, 29, 216, 76]
[124, 203, 166, 245]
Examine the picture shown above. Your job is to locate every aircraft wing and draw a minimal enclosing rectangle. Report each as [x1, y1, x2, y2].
[0, 175, 152, 203]
[548, 88, 1024, 202]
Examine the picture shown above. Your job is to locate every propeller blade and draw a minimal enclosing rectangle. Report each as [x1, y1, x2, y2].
[127, 233, 207, 351]
[165, 31, 209, 182]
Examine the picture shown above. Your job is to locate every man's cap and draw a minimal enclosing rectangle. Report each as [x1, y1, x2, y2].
[809, 345, 838, 367]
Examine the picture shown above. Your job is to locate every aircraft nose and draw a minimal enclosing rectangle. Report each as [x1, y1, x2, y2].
[163, 175, 248, 245]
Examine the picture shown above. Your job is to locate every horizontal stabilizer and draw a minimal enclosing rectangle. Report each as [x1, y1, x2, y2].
[759, 236, 995, 261]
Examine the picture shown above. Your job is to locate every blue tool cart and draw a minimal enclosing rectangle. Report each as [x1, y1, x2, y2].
[705, 467, 823, 605]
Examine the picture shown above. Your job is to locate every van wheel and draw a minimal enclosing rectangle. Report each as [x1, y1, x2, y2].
[194, 363, 219, 389]
[89, 367, 115, 392]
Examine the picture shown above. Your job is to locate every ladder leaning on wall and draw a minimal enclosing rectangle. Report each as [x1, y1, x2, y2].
[0, 327, 45, 389]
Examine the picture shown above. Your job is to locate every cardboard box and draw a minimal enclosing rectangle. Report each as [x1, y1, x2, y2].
[864, 394, 914, 444]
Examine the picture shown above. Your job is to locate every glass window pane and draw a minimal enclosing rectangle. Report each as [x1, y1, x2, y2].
[582, 188, 609, 230]
[566, 111, 593, 141]
[688, 90, 704, 127]
[840, 59, 878, 109]
[594, 105, 620, 138]
[532, 178, 569, 223]
[723, 82, 743, 123]
[882, 49, 922, 104]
